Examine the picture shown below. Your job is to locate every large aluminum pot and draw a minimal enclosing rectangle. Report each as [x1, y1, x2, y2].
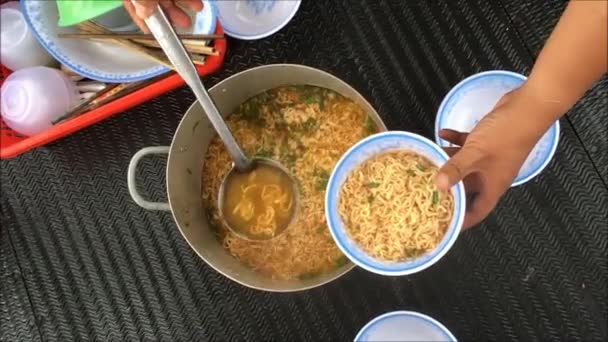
[127, 64, 387, 292]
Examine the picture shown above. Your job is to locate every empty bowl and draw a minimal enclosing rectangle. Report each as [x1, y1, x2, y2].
[21, 0, 216, 83]
[325, 131, 466, 276]
[355, 311, 457, 341]
[214, 0, 301, 40]
[435, 70, 560, 187]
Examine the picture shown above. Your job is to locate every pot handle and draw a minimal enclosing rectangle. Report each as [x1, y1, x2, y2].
[127, 146, 171, 211]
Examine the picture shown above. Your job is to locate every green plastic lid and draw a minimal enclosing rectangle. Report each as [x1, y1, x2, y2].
[56, 0, 123, 27]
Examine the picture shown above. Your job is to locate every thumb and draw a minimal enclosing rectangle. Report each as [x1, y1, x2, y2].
[435, 145, 483, 191]
[131, 0, 156, 19]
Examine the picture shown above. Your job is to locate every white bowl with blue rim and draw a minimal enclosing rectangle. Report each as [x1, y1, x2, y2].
[355, 311, 457, 342]
[213, 0, 300, 40]
[325, 131, 466, 276]
[21, 0, 216, 83]
[435, 70, 560, 187]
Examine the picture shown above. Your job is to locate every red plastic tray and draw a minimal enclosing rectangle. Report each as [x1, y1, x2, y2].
[0, 22, 226, 159]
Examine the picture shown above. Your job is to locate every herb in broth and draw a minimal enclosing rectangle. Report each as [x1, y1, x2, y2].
[313, 168, 330, 190]
[237, 93, 274, 126]
[303, 93, 324, 110]
[364, 116, 377, 135]
[416, 163, 427, 172]
[317, 224, 326, 234]
[299, 118, 319, 132]
[366, 181, 380, 188]
[295, 86, 327, 110]
[273, 109, 288, 129]
[254, 146, 274, 159]
[295, 178, 304, 194]
[238, 101, 260, 120]
[335, 256, 349, 267]
[278, 144, 295, 165]
[404, 248, 424, 258]
[316, 176, 329, 191]
[285, 153, 298, 165]
[298, 270, 321, 280]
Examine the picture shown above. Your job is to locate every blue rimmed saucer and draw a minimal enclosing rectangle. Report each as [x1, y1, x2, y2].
[21, 0, 216, 83]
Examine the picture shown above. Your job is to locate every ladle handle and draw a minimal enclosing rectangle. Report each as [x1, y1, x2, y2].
[143, 5, 251, 171]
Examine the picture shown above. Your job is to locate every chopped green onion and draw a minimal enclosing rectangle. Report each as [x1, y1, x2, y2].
[432, 191, 439, 206]
[301, 118, 319, 132]
[335, 256, 349, 267]
[317, 224, 326, 233]
[254, 147, 274, 159]
[298, 271, 321, 280]
[366, 181, 381, 188]
[364, 116, 376, 135]
[314, 168, 330, 190]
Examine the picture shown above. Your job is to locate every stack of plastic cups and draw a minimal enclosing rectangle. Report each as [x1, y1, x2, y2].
[0, 1, 54, 71]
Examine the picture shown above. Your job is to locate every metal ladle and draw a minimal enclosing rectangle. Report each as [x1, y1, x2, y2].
[144, 6, 298, 241]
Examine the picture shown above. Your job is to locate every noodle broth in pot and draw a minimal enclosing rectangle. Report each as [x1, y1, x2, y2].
[127, 64, 387, 292]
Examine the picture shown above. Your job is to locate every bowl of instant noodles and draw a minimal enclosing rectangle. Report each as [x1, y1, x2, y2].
[325, 131, 466, 276]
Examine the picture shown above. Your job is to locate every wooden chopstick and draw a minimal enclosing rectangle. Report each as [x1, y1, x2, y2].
[77, 21, 174, 68]
[134, 39, 219, 56]
[72, 21, 208, 72]
[52, 83, 121, 124]
[58, 33, 224, 40]
[53, 75, 166, 124]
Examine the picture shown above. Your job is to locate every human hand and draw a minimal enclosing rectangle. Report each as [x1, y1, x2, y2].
[434, 87, 556, 229]
[122, 0, 204, 33]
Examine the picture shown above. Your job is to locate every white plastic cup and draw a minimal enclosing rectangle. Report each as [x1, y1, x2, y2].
[1, 66, 80, 136]
[1, 1, 54, 71]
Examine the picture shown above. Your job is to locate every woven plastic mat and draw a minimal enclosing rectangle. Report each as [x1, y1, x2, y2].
[1, 0, 607, 341]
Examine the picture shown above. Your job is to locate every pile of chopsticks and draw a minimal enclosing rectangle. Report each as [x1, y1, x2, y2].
[51, 21, 224, 124]
[59, 21, 223, 69]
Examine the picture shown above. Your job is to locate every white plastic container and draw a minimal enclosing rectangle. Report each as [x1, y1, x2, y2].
[1, 66, 80, 136]
[0, 1, 54, 71]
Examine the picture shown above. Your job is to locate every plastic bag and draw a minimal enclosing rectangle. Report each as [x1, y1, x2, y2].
[56, 0, 122, 27]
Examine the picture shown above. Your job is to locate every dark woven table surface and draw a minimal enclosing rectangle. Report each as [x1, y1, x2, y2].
[1, 0, 607, 341]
